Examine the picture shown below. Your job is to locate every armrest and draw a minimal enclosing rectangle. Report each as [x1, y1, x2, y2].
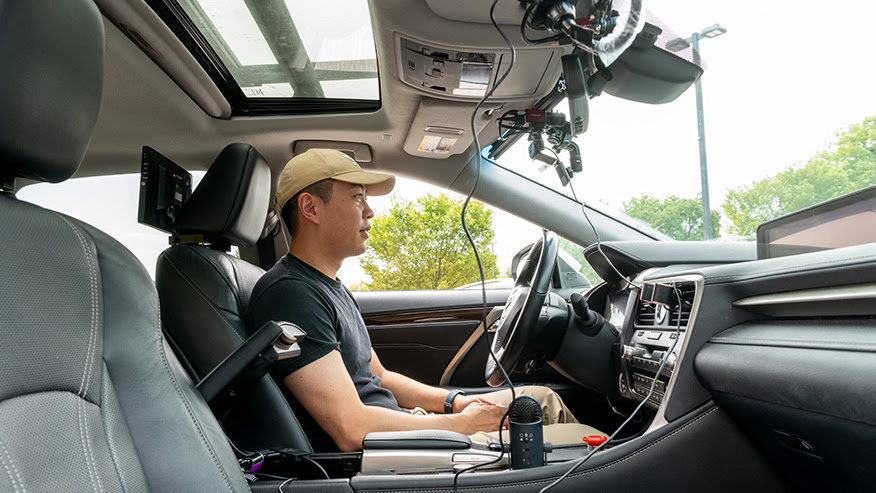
[362, 430, 471, 450]
[197, 321, 305, 403]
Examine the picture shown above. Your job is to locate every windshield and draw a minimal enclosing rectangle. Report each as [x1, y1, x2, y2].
[496, 0, 876, 242]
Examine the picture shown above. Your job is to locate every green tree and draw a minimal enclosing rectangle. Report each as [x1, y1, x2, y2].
[361, 194, 498, 290]
[623, 195, 720, 240]
[558, 237, 602, 285]
[723, 116, 876, 237]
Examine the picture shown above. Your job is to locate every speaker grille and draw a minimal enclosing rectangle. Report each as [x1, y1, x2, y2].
[508, 395, 542, 423]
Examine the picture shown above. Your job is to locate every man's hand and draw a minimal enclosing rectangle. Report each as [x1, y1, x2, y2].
[452, 394, 498, 414]
[458, 401, 508, 435]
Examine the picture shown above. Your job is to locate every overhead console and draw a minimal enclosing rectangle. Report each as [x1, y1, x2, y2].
[397, 35, 565, 101]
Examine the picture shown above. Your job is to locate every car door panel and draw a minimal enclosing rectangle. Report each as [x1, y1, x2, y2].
[354, 289, 599, 390]
[355, 290, 509, 385]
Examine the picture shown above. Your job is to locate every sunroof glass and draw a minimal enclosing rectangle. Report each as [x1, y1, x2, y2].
[176, 0, 379, 100]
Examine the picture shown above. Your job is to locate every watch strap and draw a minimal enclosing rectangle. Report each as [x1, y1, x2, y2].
[444, 389, 467, 414]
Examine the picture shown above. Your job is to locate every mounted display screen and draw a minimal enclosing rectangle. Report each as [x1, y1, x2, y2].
[757, 186, 876, 259]
[138, 146, 192, 234]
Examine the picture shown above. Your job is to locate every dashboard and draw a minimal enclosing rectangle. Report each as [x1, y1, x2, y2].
[576, 239, 876, 492]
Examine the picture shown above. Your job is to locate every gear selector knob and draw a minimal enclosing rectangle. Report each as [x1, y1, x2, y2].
[570, 292, 600, 328]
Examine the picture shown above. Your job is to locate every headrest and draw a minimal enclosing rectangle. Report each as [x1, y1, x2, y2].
[174, 144, 271, 248]
[0, 0, 104, 184]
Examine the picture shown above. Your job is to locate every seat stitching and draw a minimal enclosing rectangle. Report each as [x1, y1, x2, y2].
[63, 217, 99, 397]
[81, 399, 105, 493]
[365, 407, 719, 493]
[99, 366, 131, 493]
[265, 377, 313, 452]
[163, 254, 246, 344]
[191, 248, 245, 314]
[0, 436, 24, 493]
[77, 399, 99, 493]
[57, 215, 98, 398]
[226, 256, 246, 313]
[154, 298, 235, 493]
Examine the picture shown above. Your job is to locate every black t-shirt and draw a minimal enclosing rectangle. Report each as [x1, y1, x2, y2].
[246, 254, 400, 411]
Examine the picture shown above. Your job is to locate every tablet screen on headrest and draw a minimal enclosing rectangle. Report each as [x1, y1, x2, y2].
[138, 146, 191, 234]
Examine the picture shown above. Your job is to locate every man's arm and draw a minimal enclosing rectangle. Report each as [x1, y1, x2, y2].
[285, 350, 506, 452]
[370, 350, 496, 414]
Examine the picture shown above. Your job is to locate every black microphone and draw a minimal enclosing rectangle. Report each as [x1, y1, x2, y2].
[508, 395, 544, 469]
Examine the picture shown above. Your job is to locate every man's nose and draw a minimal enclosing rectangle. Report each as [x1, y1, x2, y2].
[363, 200, 374, 219]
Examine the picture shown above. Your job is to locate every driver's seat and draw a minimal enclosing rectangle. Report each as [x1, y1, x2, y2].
[155, 143, 317, 454]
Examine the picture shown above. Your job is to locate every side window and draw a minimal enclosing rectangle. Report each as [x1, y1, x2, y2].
[557, 237, 603, 289]
[17, 172, 218, 279]
[341, 176, 601, 291]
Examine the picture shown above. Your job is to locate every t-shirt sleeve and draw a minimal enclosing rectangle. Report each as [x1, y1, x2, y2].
[247, 279, 340, 379]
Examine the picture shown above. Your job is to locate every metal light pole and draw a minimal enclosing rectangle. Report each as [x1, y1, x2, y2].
[668, 24, 726, 240]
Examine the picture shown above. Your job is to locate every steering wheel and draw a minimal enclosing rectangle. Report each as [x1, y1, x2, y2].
[485, 230, 559, 387]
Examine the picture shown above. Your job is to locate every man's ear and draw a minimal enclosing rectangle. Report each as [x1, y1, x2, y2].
[297, 193, 321, 226]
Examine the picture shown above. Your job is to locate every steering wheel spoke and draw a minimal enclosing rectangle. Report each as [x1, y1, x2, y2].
[485, 230, 560, 387]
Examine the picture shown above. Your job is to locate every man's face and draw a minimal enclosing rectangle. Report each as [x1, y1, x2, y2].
[320, 181, 374, 258]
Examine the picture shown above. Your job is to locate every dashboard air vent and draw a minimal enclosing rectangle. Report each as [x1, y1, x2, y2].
[635, 281, 696, 329]
[636, 302, 656, 325]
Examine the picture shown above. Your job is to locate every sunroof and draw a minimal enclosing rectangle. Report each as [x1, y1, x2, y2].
[156, 0, 380, 114]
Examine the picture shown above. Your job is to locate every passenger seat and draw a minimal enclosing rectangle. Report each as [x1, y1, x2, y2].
[0, 1, 251, 490]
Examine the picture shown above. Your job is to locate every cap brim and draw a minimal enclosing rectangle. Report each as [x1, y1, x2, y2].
[332, 170, 396, 196]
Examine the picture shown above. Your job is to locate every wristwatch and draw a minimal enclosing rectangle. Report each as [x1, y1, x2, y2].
[444, 389, 466, 414]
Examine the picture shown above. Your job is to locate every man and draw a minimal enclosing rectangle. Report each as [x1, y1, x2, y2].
[247, 149, 597, 452]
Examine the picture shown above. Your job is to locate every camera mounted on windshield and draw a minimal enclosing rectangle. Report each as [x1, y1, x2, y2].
[492, 1, 625, 187]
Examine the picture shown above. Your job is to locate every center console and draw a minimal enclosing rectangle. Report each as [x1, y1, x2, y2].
[616, 276, 700, 411]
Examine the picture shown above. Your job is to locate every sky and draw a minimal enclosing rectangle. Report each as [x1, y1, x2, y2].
[509, 0, 876, 216]
[18, 0, 876, 285]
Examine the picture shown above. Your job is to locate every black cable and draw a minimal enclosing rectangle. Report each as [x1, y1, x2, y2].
[454, 0, 519, 489]
[452, 408, 512, 491]
[520, 2, 563, 45]
[461, 0, 517, 398]
[539, 283, 683, 493]
[543, 147, 628, 282]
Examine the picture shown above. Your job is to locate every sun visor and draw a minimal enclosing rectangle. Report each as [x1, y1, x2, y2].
[403, 99, 500, 159]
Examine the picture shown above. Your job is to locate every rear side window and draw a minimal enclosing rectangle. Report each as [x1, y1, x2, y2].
[17, 172, 207, 279]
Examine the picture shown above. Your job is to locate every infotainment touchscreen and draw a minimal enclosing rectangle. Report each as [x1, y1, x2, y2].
[757, 185, 876, 260]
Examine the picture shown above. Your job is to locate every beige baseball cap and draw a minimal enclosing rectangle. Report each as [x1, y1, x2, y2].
[275, 148, 396, 211]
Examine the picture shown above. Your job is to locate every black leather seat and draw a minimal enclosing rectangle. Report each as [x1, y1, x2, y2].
[156, 144, 315, 454]
[0, 0, 250, 491]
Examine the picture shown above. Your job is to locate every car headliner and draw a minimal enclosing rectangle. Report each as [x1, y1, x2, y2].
[74, 0, 657, 246]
